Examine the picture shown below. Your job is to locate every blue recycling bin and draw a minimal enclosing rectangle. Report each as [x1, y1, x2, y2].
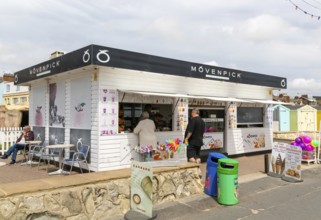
[204, 152, 227, 196]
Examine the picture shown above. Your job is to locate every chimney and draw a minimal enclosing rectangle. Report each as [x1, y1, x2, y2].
[2, 73, 14, 82]
[50, 51, 64, 59]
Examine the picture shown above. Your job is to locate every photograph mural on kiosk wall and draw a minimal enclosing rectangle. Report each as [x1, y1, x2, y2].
[49, 81, 65, 144]
[70, 76, 91, 129]
[49, 82, 66, 127]
[32, 84, 46, 142]
[33, 126, 45, 143]
[32, 84, 46, 127]
[49, 127, 65, 145]
[70, 76, 91, 161]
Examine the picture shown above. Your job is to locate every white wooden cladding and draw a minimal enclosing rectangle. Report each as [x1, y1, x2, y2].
[25, 65, 273, 172]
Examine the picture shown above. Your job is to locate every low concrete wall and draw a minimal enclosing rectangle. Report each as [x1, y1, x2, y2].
[273, 131, 319, 141]
[0, 163, 202, 219]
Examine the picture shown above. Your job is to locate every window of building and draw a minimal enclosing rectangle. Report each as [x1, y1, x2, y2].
[20, 97, 27, 103]
[16, 86, 20, 91]
[6, 84, 10, 92]
[13, 98, 19, 104]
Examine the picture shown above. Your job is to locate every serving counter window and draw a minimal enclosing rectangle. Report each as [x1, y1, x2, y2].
[190, 108, 225, 132]
[188, 108, 225, 151]
[119, 103, 173, 133]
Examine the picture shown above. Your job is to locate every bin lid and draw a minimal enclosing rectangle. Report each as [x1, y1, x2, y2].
[207, 152, 227, 165]
[218, 158, 239, 174]
[208, 152, 227, 158]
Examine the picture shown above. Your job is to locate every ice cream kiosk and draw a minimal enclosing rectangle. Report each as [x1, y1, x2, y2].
[14, 44, 287, 171]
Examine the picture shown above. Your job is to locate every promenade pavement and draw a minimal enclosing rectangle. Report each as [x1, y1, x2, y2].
[0, 152, 268, 185]
[149, 163, 321, 220]
[1, 151, 318, 220]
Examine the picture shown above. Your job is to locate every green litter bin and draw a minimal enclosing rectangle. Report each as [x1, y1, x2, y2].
[217, 158, 239, 205]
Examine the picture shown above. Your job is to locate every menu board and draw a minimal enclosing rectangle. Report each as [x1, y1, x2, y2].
[281, 144, 303, 182]
[100, 89, 118, 135]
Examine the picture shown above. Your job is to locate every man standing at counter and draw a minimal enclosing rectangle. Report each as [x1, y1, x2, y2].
[184, 108, 205, 164]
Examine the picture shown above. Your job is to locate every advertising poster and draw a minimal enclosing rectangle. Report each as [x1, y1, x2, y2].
[70, 76, 91, 129]
[202, 133, 223, 150]
[100, 89, 118, 135]
[282, 145, 303, 183]
[131, 161, 153, 218]
[268, 142, 287, 178]
[49, 82, 66, 127]
[32, 85, 46, 127]
[242, 132, 266, 149]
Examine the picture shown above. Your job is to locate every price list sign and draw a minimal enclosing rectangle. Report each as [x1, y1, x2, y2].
[282, 144, 303, 183]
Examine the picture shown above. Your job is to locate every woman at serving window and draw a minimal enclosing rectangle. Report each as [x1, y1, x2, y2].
[133, 111, 157, 148]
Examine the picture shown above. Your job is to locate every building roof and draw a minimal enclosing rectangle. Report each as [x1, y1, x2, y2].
[14, 44, 287, 89]
[287, 105, 301, 110]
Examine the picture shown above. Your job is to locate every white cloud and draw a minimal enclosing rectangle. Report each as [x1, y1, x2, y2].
[143, 17, 184, 42]
[236, 15, 288, 42]
[1, 0, 321, 98]
[286, 78, 321, 96]
[204, 61, 220, 67]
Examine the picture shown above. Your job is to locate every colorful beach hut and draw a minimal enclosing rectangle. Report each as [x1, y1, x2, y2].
[312, 106, 321, 131]
[289, 105, 317, 131]
[273, 105, 290, 131]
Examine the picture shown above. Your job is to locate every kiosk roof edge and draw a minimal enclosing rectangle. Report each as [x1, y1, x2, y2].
[14, 44, 287, 89]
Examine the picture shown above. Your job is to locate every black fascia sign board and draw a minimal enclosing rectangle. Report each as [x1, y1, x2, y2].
[14, 44, 287, 89]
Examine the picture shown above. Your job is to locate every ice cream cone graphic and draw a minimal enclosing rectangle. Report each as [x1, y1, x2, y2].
[271, 156, 276, 173]
[275, 154, 282, 175]
[141, 176, 152, 200]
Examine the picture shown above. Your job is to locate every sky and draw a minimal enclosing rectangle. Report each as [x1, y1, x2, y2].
[1, 0, 321, 97]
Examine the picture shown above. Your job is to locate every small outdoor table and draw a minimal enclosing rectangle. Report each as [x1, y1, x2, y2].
[20, 140, 42, 166]
[46, 144, 74, 175]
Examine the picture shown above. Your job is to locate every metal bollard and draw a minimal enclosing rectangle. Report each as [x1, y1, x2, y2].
[264, 154, 269, 173]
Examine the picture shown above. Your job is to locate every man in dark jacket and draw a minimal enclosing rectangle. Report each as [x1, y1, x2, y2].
[1, 125, 34, 164]
[184, 108, 205, 164]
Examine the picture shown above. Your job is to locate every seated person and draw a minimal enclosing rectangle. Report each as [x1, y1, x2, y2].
[1, 125, 34, 164]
